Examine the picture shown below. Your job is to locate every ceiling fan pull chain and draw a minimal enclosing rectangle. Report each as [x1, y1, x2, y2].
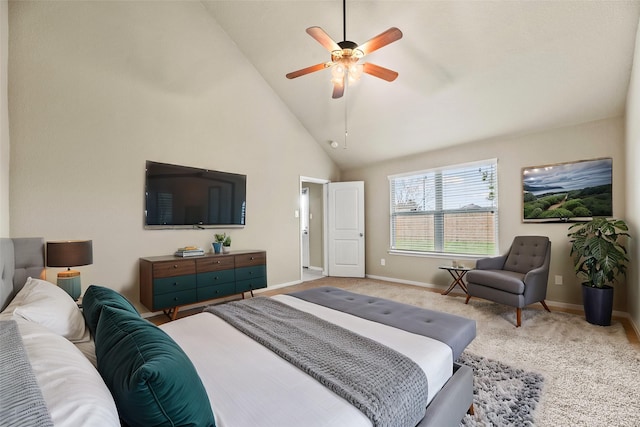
[344, 82, 348, 149]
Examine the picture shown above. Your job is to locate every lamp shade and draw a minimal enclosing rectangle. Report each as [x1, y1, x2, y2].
[46, 240, 93, 268]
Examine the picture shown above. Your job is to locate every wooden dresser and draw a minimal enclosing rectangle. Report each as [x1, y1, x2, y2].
[139, 250, 267, 320]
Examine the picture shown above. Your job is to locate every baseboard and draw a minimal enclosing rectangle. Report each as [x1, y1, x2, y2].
[366, 274, 635, 318]
[365, 274, 443, 291]
[631, 317, 640, 343]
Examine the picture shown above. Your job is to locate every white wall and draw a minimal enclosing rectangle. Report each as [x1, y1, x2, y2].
[7, 1, 339, 311]
[1, 0, 9, 237]
[343, 117, 627, 310]
[626, 17, 640, 333]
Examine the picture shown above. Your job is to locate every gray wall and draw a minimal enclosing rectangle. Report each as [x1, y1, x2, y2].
[625, 17, 640, 335]
[7, 1, 340, 310]
[343, 117, 628, 311]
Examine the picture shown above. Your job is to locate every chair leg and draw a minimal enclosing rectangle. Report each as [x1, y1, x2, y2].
[516, 307, 522, 327]
[468, 403, 475, 415]
[465, 294, 471, 304]
[540, 300, 551, 312]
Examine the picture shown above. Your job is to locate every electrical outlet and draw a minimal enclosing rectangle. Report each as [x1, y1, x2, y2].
[380, 258, 386, 266]
[554, 275, 563, 285]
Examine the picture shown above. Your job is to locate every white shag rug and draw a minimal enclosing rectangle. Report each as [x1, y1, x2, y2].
[277, 278, 640, 427]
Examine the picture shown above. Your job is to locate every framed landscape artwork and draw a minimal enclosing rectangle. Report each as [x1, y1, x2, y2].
[522, 158, 612, 223]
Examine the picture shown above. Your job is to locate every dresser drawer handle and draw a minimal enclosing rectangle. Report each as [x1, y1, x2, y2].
[216, 261, 221, 264]
[173, 297, 178, 301]
[173, 265, 178, 269]
[173, 282, 178, 286]
[250, 257, 254, 260]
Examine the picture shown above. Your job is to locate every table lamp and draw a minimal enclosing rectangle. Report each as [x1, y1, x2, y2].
[46, 240, 93, 300]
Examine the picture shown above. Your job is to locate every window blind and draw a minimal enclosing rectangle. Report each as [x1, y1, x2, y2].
[389, 159, 498, 256]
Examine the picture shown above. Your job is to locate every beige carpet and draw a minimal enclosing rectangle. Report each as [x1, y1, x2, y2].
[269, 277, 640, 427]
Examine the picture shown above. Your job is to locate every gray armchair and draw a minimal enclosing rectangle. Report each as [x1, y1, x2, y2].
[465, 236, 551, 327]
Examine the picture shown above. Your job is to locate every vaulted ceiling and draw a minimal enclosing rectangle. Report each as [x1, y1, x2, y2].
[202, 1, 640, 170]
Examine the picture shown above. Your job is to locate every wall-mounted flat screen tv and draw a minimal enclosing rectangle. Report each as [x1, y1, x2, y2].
[145, 160, 246, 228]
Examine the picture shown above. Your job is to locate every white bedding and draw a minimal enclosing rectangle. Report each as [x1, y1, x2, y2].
[161, 295, 453, 427]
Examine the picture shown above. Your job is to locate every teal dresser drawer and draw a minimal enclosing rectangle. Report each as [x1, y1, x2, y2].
[198, 282, 236, 301]
[154, 289, 197, 310]
[236, 276, 267, 293]
[197, 270, 235, 287]
[235, 265, 266, 282]
[153, 274, 197, 295]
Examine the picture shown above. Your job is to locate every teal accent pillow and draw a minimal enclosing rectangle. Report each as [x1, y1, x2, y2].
[82, 285, 139, 337]
[95, 306, 215, 427]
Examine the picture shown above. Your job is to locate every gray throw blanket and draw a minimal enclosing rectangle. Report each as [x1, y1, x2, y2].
[0, 320, 54, 427]
[205, 297, 429, 427]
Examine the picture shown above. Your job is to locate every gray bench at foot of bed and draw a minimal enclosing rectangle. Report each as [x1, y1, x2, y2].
[288, 286, 476, 360]
[288, 286, 476, 427]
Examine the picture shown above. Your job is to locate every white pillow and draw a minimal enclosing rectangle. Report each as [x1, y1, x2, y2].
[17, 320, 120, 427]
[8, 277, 89, 342]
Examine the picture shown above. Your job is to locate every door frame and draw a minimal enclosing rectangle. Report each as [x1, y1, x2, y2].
[299, 176, 330, 282]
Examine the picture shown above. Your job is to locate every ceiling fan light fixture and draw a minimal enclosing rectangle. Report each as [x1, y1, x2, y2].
[348, 63, 364, 82]
[285, 1, 402, 98]
[331, 63, 346, 84]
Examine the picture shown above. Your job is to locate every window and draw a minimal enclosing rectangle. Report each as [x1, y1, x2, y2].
[389, 159, 498, 256]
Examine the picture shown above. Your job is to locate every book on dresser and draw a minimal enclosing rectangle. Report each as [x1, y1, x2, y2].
[174, 246, 205, 257]
[139, 250, 267, 320]
[174, 249, 205, 257]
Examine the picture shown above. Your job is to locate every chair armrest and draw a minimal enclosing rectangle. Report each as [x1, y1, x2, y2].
[523, 264, 549, 287]
[475, 254, 507, 270]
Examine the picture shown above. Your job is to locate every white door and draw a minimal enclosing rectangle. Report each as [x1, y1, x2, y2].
[328, 181, 365, 277]
[301, 187, 310, 268]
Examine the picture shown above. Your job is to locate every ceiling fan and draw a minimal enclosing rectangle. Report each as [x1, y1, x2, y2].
[285, 0, 403, 99]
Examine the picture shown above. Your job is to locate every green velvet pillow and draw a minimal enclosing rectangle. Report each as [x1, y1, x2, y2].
[82, 285, 139, 337]
[95, 306, 215, 427]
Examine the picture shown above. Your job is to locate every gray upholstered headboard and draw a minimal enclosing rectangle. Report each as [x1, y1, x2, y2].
[0, 237, 45, 311]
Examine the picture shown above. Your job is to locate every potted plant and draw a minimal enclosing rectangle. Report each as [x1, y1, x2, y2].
[222, 235, 231, 254]
[213, 233, 226, 254]
[567, 217, 630, 326]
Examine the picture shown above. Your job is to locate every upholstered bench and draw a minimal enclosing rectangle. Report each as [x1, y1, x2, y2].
[288, 286, 476, 360]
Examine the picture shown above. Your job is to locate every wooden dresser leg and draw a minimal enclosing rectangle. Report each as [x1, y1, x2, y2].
[468, 403, 475, 415]
[516, 308, 522, 327]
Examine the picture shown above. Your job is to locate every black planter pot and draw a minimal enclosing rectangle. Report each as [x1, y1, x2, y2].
[582, 284, 614, 326]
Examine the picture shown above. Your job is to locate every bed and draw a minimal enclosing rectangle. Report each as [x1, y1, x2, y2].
[0, 237, 476, 427]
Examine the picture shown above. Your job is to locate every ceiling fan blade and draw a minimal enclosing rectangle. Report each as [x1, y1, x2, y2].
[306, 27, 341, 52]
[363, 63, 399, 82]
[286, 62, 331, 79]
[358, 27, 403, 56]
[332, 77, 345, 99]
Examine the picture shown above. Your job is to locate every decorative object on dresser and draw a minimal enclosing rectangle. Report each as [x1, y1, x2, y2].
[212, 233, 226, 254]
[174, 246, 205, 257]
[46, 240, 93, 300]
[139, 250, 267, 320]
[222, 235, 231, 254]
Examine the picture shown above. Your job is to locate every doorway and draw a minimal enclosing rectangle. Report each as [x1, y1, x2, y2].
[300, 177, 328, 282]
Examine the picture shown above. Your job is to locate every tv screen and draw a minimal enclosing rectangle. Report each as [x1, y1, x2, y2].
[145, 161, 246, 228]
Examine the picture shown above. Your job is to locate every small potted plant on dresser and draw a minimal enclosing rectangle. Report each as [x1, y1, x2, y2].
[222, 235, 231, 254]
[567, 217, 630, 326]
[213, 233, 226, 254]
